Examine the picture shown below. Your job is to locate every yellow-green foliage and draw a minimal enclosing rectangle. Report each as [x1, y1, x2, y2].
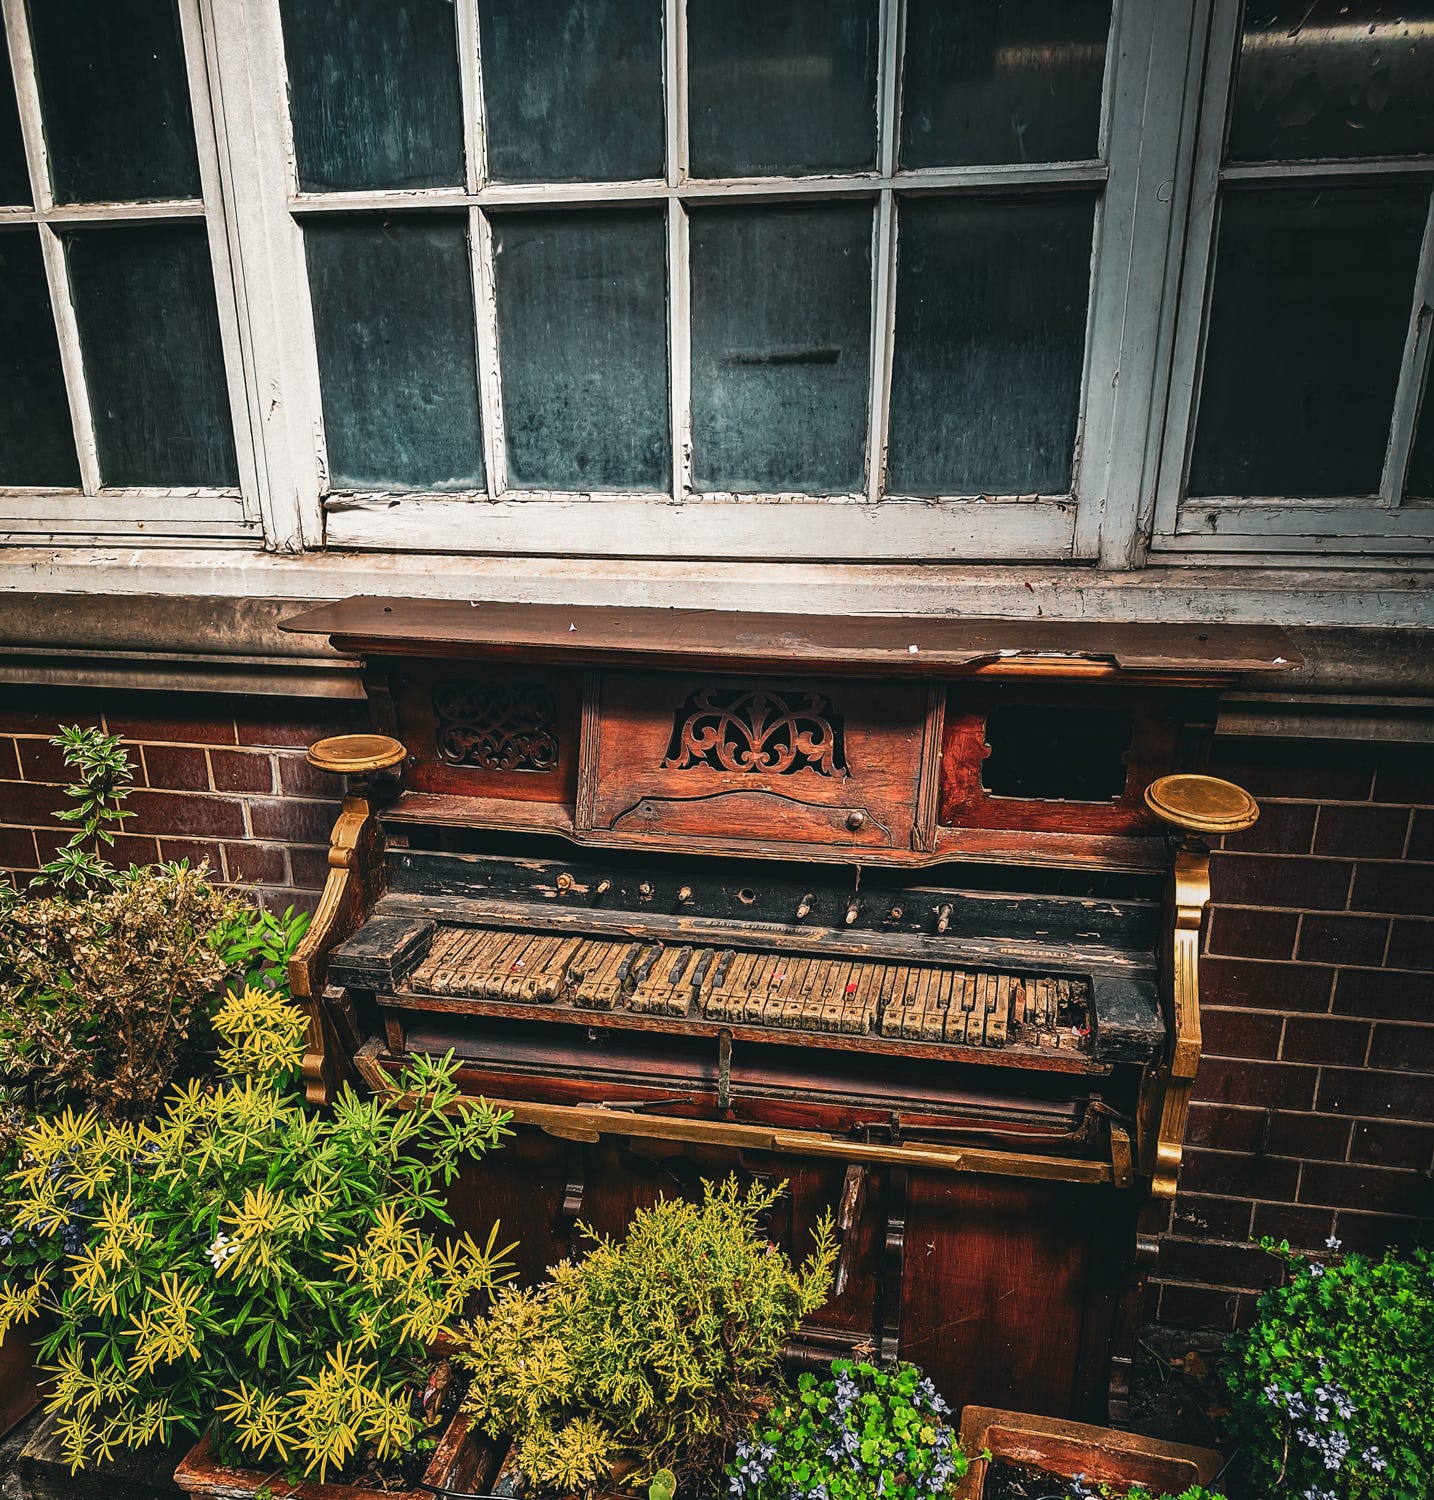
[0, 986, 514, 1481]
[457, 1178, 837, 1491]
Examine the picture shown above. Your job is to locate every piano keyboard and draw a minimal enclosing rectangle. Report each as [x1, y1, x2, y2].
[405, 926, 1090, 1049]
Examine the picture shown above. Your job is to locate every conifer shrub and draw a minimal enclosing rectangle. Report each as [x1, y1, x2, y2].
[456, 1177, 837, 1491]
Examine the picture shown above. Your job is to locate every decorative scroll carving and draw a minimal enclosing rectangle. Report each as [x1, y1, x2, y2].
[434, 680, 559, 773]
[663, 688, 847, 776]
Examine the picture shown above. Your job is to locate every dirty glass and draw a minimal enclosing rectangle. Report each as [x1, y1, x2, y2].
[65, 222, 237, 487]
[304, 215, 484, 491]
[1188, 186, 1426, 499]
[689, 202, 872, 493]
[492, 208, 669, 490]
[885, 193, 1095, 496]
[479, 0, 663, 183]
[1229, 2, 1434, 162]
[0, 32, 29, 207]
[28, 0, 202, 204]
[1407, 391, 1434, 501]
[900, 0, 1112, 169]
[687, 0, 880, 177]
[0, 230, 79, 486]
[278, 0, 465, 191]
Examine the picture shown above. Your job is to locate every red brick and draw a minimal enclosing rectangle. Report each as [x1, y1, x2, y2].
[1299, 1161, 1433, 1216]
[1158, 1239, 1274, 1289]
[1314, 805, 1411, 859]
[1332, 968, 1432, 1023]
[1186, 1103, 1265, 1153]
[0, 738, 21, 781]
[0, 690, 97, 735]
[1350, 862, 1434, 918]
[126, 789, 246, 839]
[1317, 1067, 1432, 1121]
[235, 704, 364, 749]
[276, 753, 340, 798]
[1182, 1149, 1300, 1200]
[0, 825, 38, 870]
[1234, 801, 1317, 856]
[1207, 908, 1299, 961]
[1350, 1119, 1434, 1171]
[35, 827, 160, 868]
[142, 745, 210, 791]
[1251, 1202, 1336, 1251]
[1201, 957, 1333, 1013]
[1387, 918, 1434, 970]
[14, 736, 70, 784]
[1170, 1194, 1253, 1242]
[223, 843, 287, 886]
[247, 798, 339, 844]
[1297, 913, 1389, 966]
[157, 838, 224, 874]
[1372, 746, 1434, 806]
[0, 779, 65, 825]
[209, 749, 275, 795]
[1367, 1023, 1434, 1074]
[1333, 1210, 1428, 1255]
[258, 889, 320, 918]
[1281, 1016, 1370, 1066]
[1262, 1111, 1352, 1162]
[1409, 810, 1434, 861]
[287, 845, 332, 889]
[1195, 1057, 1317, 1111]
[1157, 1282, 1240, 1331]
[1202, 1007, 1283, 1059]
[106, 694, 238, 746]
[1210, 740, 1372, 802]
[1211, 854, 1352, 912]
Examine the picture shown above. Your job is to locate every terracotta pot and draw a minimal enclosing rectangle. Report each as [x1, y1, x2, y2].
[953, 1407, 1221, 1498]
[0, 1325, 43, 1439]
[173, 1410, 502, 1500]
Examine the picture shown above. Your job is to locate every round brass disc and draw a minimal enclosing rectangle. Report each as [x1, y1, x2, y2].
[306, 733, 407, 775]
[1145, 773, 1259, 835]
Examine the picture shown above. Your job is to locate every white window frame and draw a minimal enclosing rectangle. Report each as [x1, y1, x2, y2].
[229, 0, 1201, 563]
[1146, 0, 1434, 563]
[0, 0, 275, 546]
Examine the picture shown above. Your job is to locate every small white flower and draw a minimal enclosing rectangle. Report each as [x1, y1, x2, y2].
[1325, 1235, 1342, 1251]
[206, 1231, 237, 1271]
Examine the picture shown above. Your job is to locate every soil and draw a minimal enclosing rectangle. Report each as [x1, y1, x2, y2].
[983, 1460, 1078, 1500]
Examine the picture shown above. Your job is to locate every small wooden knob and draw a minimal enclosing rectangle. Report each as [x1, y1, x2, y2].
[305, 733, 407, 776]
[1145, 774, 1259, 836]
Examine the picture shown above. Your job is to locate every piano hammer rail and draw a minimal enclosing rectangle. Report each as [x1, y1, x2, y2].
[351, 1040, 1132, 1188]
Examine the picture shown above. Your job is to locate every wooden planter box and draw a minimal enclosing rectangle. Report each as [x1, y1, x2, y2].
[173, 1411, 500, 1500]
[0, 1326, 43, 1439]
[953, 1407, 1222, 1498]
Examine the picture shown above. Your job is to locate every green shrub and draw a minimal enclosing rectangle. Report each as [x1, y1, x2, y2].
[456, 1177, 837, 1490]
[1223, 1237, 1433, 1500]
[0, 986, 514, 1480]
[728, 1360, 967, 1500]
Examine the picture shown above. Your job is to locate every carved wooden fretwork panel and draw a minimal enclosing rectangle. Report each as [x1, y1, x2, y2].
[663, 687, 847, 776]
[434, 680, 559, 772]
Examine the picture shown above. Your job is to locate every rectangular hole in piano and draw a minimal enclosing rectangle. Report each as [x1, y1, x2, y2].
[981, 705, 1134, 804]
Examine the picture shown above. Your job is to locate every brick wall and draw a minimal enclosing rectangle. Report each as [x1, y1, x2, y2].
[1151, 735, 1434, 1330]
[0, 687, 363, 914]
[2, 689, 1431, 1333]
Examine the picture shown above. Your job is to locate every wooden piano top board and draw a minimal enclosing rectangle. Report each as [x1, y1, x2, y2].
[281, 598, 1300, 685]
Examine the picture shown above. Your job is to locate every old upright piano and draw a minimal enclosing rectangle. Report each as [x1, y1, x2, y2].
[280, 600, 1292, 1423]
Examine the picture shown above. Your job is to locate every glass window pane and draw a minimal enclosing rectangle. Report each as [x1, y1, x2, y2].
[479, 0, 663, 183]
[304, 215, 484, 491]
[65, 222, 237, 487]
[688, 0, 879, 177]
[0, 230, 79, 485]
[690, 203, 872, 493]
[1188, 187, 1426, 499]
[278, 0, 464, 191]
[1229, 2, 1434, 162]
[0, 31, 30, 207]
[28, 0, 201, 204]
[900, 0, 1112, 169]
[492, 208, 668, 490]
[1407, 382, 1434, 501]
[886, 193, 1095, 496]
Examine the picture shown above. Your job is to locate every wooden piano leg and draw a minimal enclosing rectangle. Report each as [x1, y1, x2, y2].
[880, 1167, 908, 1365]
[1107, 1209, 1164, 1426]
